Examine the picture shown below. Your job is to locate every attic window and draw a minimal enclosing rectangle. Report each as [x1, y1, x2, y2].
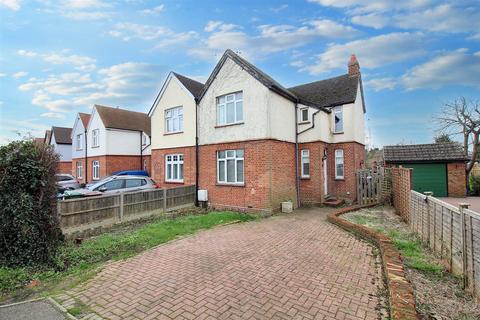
[300, 108, 308, 122]
[334, 106, 343, 133]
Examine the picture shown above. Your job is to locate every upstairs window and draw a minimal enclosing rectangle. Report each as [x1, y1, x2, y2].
[76, 134, 83, 150]
[142, 134, 147, 146]
[300, 108, 309, 122]
[165, 106, 183, 133]
[334, 106, 343, 133]
[217, 149, 244, 184]
[301, 150, 310, 178]
[335, 149, 344, 179]
[92, 129, 100, 147]
[217, 92, 243, 125]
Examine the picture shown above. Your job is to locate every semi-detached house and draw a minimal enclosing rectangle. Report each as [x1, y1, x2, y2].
[149, 49, 366, 213]
[71, 104, 151, 183]
[48, 126, 73, 175]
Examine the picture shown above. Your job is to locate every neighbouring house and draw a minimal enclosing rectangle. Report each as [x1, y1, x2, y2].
[150, 49, 366, 213]
[384, 143, 468, 197]
[71, 112, 91, 183]
[77, 104, 151, 182]
[48, 126, 73, 175]
[149, 72, 203, 186]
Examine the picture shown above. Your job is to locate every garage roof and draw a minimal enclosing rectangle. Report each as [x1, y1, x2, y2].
[384, 143, 468, 163]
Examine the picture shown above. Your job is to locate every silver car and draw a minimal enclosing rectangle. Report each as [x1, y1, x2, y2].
[64, 175, 158, 198]
[56, 174, 81, 191]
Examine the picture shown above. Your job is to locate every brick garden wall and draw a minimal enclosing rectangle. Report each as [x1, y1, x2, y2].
[198, 139, 297, 213]
[151, 146, 196, 188]
[391, 167, 412, 222]
[447, 162, 466, 197]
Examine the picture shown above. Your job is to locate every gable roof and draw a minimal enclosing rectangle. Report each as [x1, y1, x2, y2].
[51, 126, 72, 145]
[384, 143, 468, 163]
[288, 74, 360, 109]
[94, 104, 151, 136]
[172, 72, 204, 98]
[198, 49, 297, 103]
[79, 112, 91, 128]
[197, 49, 362, 111]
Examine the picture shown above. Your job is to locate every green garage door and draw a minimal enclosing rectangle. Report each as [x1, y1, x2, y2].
[401, 163, 447, 197]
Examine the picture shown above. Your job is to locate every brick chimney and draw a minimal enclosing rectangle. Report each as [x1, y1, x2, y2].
[348, 54, 360, 76]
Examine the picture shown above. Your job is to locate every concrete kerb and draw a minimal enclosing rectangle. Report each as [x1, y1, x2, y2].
[327, 204, 419, 320]
[0, 297, 77, 320]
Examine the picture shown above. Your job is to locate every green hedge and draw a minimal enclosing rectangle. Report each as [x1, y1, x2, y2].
[0, 140, 63, 267]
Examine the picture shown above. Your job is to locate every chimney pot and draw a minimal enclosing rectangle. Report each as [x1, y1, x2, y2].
[348, 54, 360, 76]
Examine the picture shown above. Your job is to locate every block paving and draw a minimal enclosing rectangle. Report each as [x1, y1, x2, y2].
[56, 207, 388, 319]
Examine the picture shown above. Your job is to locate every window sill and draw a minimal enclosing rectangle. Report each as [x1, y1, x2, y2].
[300, 176, 310, 180]
[165, 180, 184, 184]
[335, 178, 345, 181]
[76, 149, 83, 151]
[332, 131, 344, 135]
[215, 122, 244, 129]
[216, 183, 245, 187]
[92, 145, 100, 148]
[299, 121, 310, 125]
[164, 131, 183, 136]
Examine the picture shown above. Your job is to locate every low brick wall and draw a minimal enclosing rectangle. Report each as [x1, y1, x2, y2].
[391, 167, 412, 222]
[327, 205, 418, 320]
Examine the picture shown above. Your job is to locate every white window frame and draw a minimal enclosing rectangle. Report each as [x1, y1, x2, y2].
[300, 107, 309, 122]
[92, 160, 100, 180]
[217, 149, 244, 185]
[301, 149, 310, 178]
[335, 149, 344, 180]
[92, 129, 100, 147]
[142, 134, 147, 146]
[76, 133, 83, 150]
[165, 106, 183, 133]
[333, 106, 344, 133]
[76, 161, 82, 178]
[216, 91, 243, 126]
[143, 159, 148, 171]
[165, 154, 184, 182]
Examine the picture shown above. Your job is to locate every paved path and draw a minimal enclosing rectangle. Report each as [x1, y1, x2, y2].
[56, 208, 387, 320]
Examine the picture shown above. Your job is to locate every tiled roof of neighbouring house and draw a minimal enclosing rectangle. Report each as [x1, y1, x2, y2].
[79, 112, 91, 128]
[383, 143, 468, 163]
[51, 126, 72, 145]
[172, 72, 204, 98]
[288, 74, 360, 108]
[95, 104, 151, 136]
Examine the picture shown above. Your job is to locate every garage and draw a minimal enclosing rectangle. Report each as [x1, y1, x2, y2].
[384, 143, 468, 197]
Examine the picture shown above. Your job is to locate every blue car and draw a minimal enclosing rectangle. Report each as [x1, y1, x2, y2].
[112, 170, 149, 177]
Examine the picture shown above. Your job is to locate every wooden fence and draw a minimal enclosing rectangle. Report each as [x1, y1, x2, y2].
[356, 168, 384, 205]
[58, 185, 196, 236]
[410, 190, 480, 298]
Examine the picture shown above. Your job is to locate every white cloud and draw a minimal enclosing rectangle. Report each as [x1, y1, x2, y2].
[43, 52, 96, 71]
[38, 0, 113, 20]
[140, 4, 164, 15]
[0, 118, 50, 142]
[17, 49, 37, 57]
[12, 71, 28, 78]
[364, 77, 398, 91]
[0, 73, 7, 77]
[271, 4, 288, 13]
[62, 0, 110, 9]
[108, 22, 196, 45]
[62, 11, 111, 20]
[402, 49, 480, 89]
[302, 32, 426, 75]
[351, 13, 389, 29]
[308, 0, 434, 14]
[40, 112, 65, 119]
[204, 20, 237, 32]
[31, 92, 72, 112]
[0, 0, 21, 11]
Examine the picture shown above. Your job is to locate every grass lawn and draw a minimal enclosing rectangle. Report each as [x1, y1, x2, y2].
[0, 211, 255, 303]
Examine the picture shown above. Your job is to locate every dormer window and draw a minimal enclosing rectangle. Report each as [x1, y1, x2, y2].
[165, 106, 183, 133]
[333, 106, 343, 133]
[217, 91, 243, 125]
[300, 108, 309, 122]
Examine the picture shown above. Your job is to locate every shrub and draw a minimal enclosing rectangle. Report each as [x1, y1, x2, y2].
[0, 140, 63, 267]
[469, 174, 480, 196]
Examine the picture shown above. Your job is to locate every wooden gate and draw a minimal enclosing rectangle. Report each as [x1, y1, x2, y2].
[357, 168, 384, 205]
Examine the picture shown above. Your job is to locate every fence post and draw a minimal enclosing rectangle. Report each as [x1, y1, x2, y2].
[119, 193, 124, 222]
[424, 192, 433, 246]
[459, 202, 470, 289]
[163, 188, 167, 212]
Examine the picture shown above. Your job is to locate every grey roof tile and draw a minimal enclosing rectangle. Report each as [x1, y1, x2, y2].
[384, 143, 467, 162]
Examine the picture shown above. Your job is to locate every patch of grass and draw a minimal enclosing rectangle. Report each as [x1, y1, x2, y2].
[67, 307, 82, 317]
[0, 211, 255, 301]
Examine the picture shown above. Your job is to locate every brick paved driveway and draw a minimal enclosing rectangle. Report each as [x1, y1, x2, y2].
[56, 208, 387, 319]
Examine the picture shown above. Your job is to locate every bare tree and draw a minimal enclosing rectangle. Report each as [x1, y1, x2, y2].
[435, 97, 480, 176]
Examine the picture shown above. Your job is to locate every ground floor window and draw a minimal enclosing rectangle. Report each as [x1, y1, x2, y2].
[165, 154, 183, 182]
[76, 161, 83, 178]
[143, 159, 148, 171]
[92, 160, 100, 180]
[217, 149, 244, 184]
[301, 150, 310, 178]
[335, 149, 344, 179]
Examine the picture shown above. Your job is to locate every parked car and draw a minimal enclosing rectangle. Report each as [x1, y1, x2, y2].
[63, 175, 158, 199]
[112, 170, 149, 176]
[56, 174, 81, 192]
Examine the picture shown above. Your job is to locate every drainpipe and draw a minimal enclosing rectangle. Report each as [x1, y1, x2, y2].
[139, 131, 143, 169]
[298, 109, 321, 135]
[294, 103, 300, 208]
[195, 98, 199, 206]
[84, 128, 88, 184]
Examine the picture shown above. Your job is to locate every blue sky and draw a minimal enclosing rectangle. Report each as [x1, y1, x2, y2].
[1, 0, 479, 147]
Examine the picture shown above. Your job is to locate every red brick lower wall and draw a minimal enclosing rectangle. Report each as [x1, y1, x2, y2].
[447, 162, 466, 197]
[72, 155, 145, 183]
[391, 167, 412, 223]
[327, 142, 365, 203]
[151, 146, 196, 187]
[198, 140, 297, 213]
[298, 141, 328, 205]
[58, 161, 72, 175]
